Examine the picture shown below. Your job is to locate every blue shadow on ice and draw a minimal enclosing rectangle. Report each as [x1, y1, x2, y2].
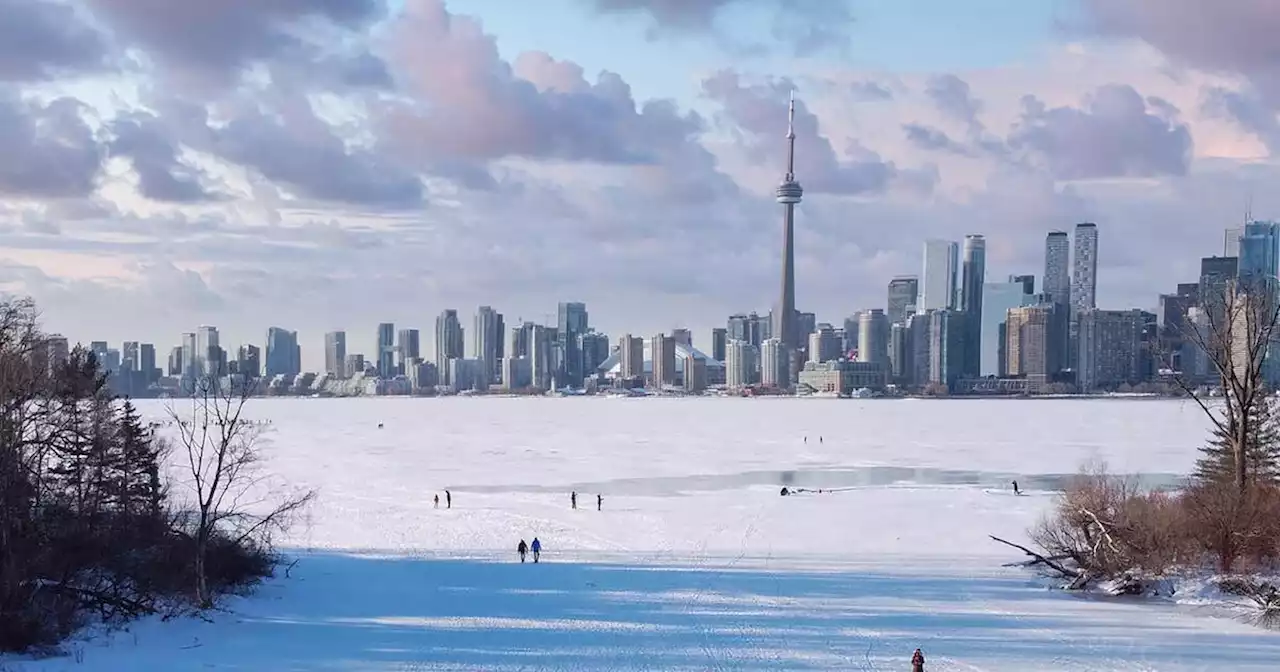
[121, 551, 1280, 671]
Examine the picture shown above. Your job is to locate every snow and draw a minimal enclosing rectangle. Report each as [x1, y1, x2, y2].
[7, 397, 1279, 671]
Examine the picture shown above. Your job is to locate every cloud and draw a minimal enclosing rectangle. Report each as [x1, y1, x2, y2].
[584, 0, 853, 54]
[701, 70, 898, 195]
[83, 0, 386, 87]
[108, 112, 225, 203]
[1008, 84, 1193, 180]
[925, 74, 984, 130]
[902, 123, 976, 157]
[0, 94, 102, 198]
[0, 0, 107, 82]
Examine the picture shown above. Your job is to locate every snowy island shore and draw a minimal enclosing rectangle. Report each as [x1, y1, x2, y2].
[7, 397, 1279, 671]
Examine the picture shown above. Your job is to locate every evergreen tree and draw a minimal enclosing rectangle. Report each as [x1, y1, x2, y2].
[1195, 390, 1280, 487]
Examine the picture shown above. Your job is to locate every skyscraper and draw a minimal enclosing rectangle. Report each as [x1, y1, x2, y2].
[397, 328, 420, 374]
[619, 334, 644, 381]
[473, 306, 502, 386]
[181, 332, 196, 377]
[265, 327, 300, 377]
[920, 239, 959, 311]
[961, 234, 987, 376]
[1009, 274, 1035, 296]
[435, 310, 464, 384]
[1238, 220, 1280, 287]
[122, 341, 139, 372]
[558, 302, 589, 387]
[649, 333, 676, 388]
[1071, 223, 1099, 313]
[711, 328, 727, 363]
[1043, 231, 1070, 308]
[886, 275, 919, 325]
[139, 343, 156, 382]
[196, 325, 219, 377]
[773, 92, 804, 374]
[858, 310, 889, 366]
[237, 344, 261, 379]
[376, 323, 395, 378]
[324, 331, 347, 378]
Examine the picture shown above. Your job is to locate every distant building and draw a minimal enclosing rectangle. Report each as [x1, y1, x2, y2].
[683, 351, 707, 393]
[798, 359, 888, 395]
[761, 338, 788, 389]
[725, 340, 758, 389]
[344, 353, 365, 378]
[808, 323, 842, 364]
[1077, 309, 1145, 391]
[858, 310, 890, 366]
[435, 310, 464, 386]
[928, 309, 966, 391]
[711, 328, 727, 363]
[473, 306, 503, 386]
[376, 323, 395, 378]
[238, 344, 262, 379]
[324, 331, 347, 378]
[981, 281, 1035, 377]
[887, 276, 919, 326]
[671, 328, 692, 347]
[397, 328, 421, 375]
[502, 356, 532, 391]
[619, 334, 645, 381]
[557, 302, 588, 387]
[920, 239, 959, 311]
[265, 327, 300, 377]
[727, 312, 770, 348]
[1006, 303, 1061, 391]
[649, 333, 676, 388]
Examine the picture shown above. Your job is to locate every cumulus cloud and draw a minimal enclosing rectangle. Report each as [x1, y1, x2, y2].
[108, 112, 225, 203]
[702, 70, 898, 195]
[1008, 84, 1193, 180]
[584, 0, 853, 54]
[0, 94, 102, 198]
[0, 0, 107, 82]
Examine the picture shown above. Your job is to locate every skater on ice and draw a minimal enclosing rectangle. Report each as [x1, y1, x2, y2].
[531, 537, 542, 563]
[1012, 480, 1020, 496]
[518, 539, 528, 563]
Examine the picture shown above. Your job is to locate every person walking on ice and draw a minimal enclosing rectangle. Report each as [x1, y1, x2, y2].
[517, 539, 528, 563]
[433, 494, 439, 509]
[531, 537, 542, 563]
[446, 490, 452, 509]
[912, 647, 925, 671]
[1012, 480, 1021, 496]
[571, 491, 577, 509]
[597, 494, 602, 511]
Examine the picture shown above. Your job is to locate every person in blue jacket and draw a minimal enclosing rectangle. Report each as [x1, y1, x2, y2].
[531, 537, 542, 563]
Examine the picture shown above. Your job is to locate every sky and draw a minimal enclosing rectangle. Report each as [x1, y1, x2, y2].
[3, 0, 1280, 369]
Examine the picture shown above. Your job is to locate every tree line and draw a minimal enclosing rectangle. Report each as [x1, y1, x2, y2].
[0, 299, 312, 652]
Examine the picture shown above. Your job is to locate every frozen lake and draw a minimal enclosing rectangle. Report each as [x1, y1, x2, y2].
[14, 397, 1279, 671]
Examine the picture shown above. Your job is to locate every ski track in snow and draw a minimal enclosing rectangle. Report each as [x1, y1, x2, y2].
[5, 397, 1280, 671]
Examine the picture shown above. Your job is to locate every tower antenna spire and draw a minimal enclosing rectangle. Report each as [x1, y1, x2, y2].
[785, 90, 797, 181]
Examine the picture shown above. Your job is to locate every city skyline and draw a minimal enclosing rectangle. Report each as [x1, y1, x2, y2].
[5, 1, 1278, 365]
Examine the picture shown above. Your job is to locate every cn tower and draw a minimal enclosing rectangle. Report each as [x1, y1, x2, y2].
[773, 91, 803, 363]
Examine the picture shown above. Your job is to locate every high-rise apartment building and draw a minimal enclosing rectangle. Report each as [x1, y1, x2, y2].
[1076, 309, 1145, 392]
[760, 338, 788, 388]
[1225, 226, 1244, 257]
[671, 328, 692, 347]
[888, 323, 909, 382]
[727, 312, 770, 348]
[725, 340, 758, 389]
[265, 327, 300, 377]
[579, 331, 611, 378]
[1006, 303, 1063, 387]
[683, 351, 707, 393]
[473, 306, 502, 386]
[907, 312, 932, 387]
[196, 326, 219, 377]
[619, 334, 644, 381]
[920, 239, 959, 311]
[168, 346, 183, 376]
[927, 310, 965, 390]
[324, 331, 347, 378]
[887, 275, 919, 325]
[858, 310, 890, 366]
[1044, 232, 1070, 308]
[435, 310, 464, 385]
[376, 322, 395, 378]
[528, 323, 554, 390]
[649, 333, 676, 388]
[557, 302, 588, 387]
[181, 332, 196, 377]
[344, 353, 365, 378]
[1071, 223, 1099, 313]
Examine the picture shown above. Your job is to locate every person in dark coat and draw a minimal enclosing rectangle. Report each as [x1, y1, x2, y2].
[911, 648, 925, 672]
[446, 490, 452, 509]
[597, 494, 602, 511]
[531, 537, 542, 563]
[517, 539, 528, 563]
[1012, 480, 1021, 496]
[571, 491, 577, 509]
[433, 494, 439, 509]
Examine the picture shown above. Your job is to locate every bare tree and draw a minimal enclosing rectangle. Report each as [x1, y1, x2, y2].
[1171, 278, 1280, 493]
[168, 376, 313, 608]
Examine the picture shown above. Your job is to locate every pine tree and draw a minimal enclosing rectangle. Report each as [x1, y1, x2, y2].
[1195, 390, 1280, 487]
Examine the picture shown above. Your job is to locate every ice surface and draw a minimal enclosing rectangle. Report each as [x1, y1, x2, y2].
[8, 397, 1279, 671]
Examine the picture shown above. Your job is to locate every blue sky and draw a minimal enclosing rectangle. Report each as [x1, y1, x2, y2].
[457, 0, 1070, 104]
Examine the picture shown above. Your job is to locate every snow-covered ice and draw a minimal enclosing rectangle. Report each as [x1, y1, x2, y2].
[8, 397, 1280, 671]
